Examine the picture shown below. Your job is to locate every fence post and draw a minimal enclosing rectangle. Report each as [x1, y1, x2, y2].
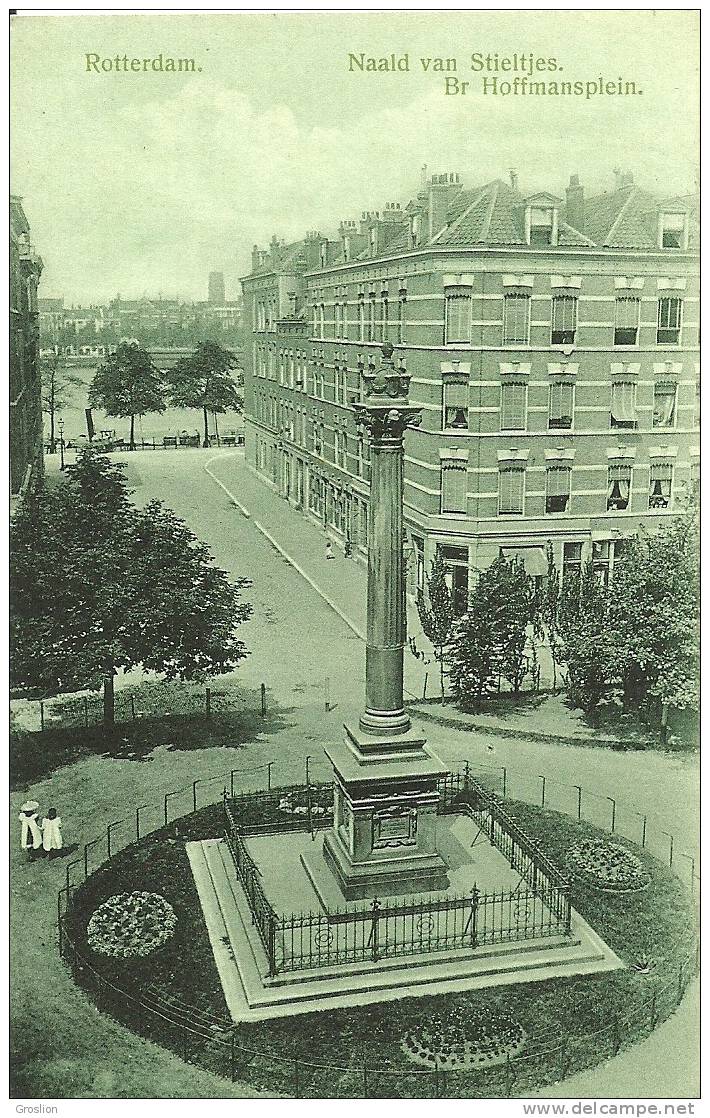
[267, 761, 273, 791]
[607, 796, 616, 833]
[562, 883, 572, 935]
[107, 821, 120, 860]
[469, 887, 479, 947]
[164, 794, 170, 827]
[501, 766, 507, 799]
[539, 775, 546, 808]
[135, 805, 146, 842]
[40, 701, 45, 732]
[422, 672, 428, 700]
[677, 961, 685, 1005]
[130, 695, 136, 721]
[463, 760, 470, 791]
[230, 769, 237, 798]
[260, 683, 266, 717]
[268, 916, 277, 978]
[57, 891, 63, 957]
[370, 898, 381, 962]
[574, 785, 582, 821]
[193, 780, 200, 814]
[205, 688, 211, 721]
[640, 813, 647, 848]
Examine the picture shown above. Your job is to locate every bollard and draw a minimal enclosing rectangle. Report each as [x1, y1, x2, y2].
[260, 683, 266, 717]
[607, 796, 616, 833]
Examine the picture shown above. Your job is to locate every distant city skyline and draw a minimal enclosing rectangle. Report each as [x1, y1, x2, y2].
[11, 12, 699, 304]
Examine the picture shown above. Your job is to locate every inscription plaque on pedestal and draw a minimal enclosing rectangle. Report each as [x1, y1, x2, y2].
[372, 807, 417, 849]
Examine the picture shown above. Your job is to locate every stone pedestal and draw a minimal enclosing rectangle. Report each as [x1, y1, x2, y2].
[322, 725, 449, 900]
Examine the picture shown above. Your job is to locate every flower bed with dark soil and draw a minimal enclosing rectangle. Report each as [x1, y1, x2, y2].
[61, 794, 696, 1099]
[567, 838, 651, 893]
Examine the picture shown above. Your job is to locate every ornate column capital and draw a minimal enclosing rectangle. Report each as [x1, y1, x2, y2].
[353, 343, 422, 445]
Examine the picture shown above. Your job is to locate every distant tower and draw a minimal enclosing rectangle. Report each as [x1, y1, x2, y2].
[208, 271, 225, 305]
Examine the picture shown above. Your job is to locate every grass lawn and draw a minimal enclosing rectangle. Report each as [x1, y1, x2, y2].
[62, 792, 697, 1099]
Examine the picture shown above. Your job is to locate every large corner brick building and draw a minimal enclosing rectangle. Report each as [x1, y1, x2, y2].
[10, 196, 44, 501]
[241, 170, 699, 605]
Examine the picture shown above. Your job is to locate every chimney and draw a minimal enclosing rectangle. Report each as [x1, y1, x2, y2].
[427, 172, 462, 241]
[509, 169, 519, 192]
[251, 244, 261, 271]
[565, 174, 585, 232]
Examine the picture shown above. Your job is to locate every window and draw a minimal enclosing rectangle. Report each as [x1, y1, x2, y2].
[607, 463, 631, 511]
[319, 304, 325, 339]
[546, 466, 571, 513]
[367, 297, 376, 342]
[498, 467, 524, 515]
[549, 382, 573, 429]
[551, 295, 577, 345]
[614, 297, 640, 346]
[437, 544, 469, 615]
[563, 541, 583, 584]
[657, 297, 682, 344]
[381, 298, 388, 342]
[503, 293, 530, 345]
[445, 293, 471, 344]
[649, 462, 672, 510]
[529, 206, 554, 246]
[358, 298, 365, 342]
[397, 291, 406, 344]
[653, 382, 677, 428]
[592, 540, 612, 586]
[441, 460, 467, 514]
[660, 212, 686, 249]
[334, 302, 342, 339]
[443, 378, 469, 430]
[610, 381, 636, 429]
[500, 381, 527, 431]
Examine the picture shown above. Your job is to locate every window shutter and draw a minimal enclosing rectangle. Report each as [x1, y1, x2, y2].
[501, 382, 526, 430]
[441, 460, 467, 513]
[499, 468, 524, 514]
[445, 294, 471, 343]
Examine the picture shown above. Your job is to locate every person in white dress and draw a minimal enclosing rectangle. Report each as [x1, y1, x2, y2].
[41, 808, 63, 856]
[19, 801, 42, 858]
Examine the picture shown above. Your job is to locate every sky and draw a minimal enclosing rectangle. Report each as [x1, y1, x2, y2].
[10, 11, 699, 306]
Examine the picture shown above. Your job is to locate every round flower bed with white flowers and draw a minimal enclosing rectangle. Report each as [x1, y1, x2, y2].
[87, 891, 177, 958]
[567, 838, 651, 893]
[401, 1009, 526, 1070]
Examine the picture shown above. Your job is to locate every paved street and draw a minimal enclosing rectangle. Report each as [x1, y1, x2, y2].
[12, 446, 698, 1099]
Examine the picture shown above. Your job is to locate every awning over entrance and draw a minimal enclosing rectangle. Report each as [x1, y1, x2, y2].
[501, 547, 548, 577]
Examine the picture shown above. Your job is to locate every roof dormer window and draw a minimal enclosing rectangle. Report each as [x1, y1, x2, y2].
[528, 206, 556, 246]
[659, 212, 687, 250]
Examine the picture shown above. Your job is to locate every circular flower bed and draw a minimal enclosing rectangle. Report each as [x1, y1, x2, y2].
[567, 838, 651, 893]
[401, 1008, 526, 1070]
[87, 891, 177, 958]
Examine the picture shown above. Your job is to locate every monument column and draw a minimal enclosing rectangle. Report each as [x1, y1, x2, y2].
[315, 343, 449, 900]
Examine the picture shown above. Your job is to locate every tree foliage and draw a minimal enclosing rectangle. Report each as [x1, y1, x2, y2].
[448, 557, 536, 710]
[10, 450, 251, 726]
[40, 353, 83, 450]
[558, 560, 614, 715]
[416, 552, 455, 699]
[89, 342, 165, 448]
[165, 341, 242, 446]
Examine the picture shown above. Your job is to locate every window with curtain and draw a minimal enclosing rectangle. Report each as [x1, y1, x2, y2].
[649, 462, 672, 509]
[500, 381, 527, 430]
[607, 463, 632, 511]
[503, 292, 531, 345]
[498, 467, 524, 515]
[610, 381, 636, 428]
[614, 297, 640, 346]
[441, 460, 468, 514]
[549, 381, 573, 429]
[653, 382, 677, 428]
[443, 378, 469, 429]
[445, 293, 471, 344]
[551, 295, 578, 344]
[657, 297, 682, 344]
[546, 466, 571, 513]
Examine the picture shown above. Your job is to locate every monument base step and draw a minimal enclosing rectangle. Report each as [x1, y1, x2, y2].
[187, 839, 624, 1023]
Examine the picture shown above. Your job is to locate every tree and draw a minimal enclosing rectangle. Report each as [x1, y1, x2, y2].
[416, 552, 455, 699]
[540, 541, 563, 691]
[10, 450, 252, 727]
[495, 557, 539, 694]
[557, 560, 613, 716]
[40, 353, 83, 452]
[606, 515, 699, 733]
[447, 558, 529, 711]
[165, 341, 242, 447]
[89, 342, 165, 450]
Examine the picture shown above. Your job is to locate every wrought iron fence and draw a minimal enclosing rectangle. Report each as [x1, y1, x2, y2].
[222, 768, 572, 975]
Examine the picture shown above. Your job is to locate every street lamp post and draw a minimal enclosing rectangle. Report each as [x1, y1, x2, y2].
[58, 418, 66, 471]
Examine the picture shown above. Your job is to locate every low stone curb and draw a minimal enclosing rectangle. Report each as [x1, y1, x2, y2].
[408, 703, 639, 752]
